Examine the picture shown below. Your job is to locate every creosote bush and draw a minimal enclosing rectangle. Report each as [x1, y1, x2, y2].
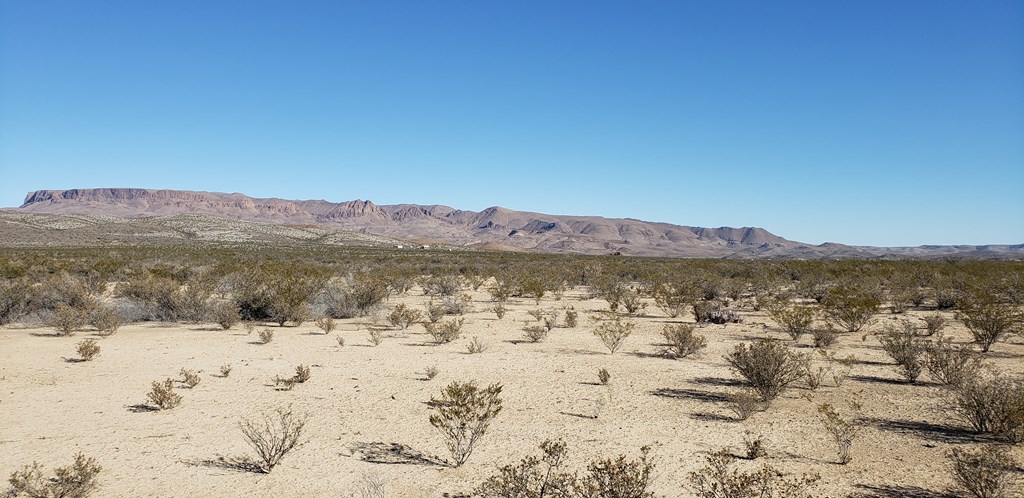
[767, 302, 816, 342]
[314, 316, 337, 334]
[820, 285, 880, 333]
[239, 407, 308, 473]
[811, 326, 839, 348]
[368, 329, 385, 346]
[921, 314, 947, 336]
[257, 328, 274, 345]
[51, 303, 86, 336]
[475, 440, 657, 498]
[598, 368, 611, 385]
[179, 368, 201, 389]
[878, 320, 925, 383]
[220, 364, 232, 377]
[565, 309, 578, 328]
[661, 324, 707, 358]
[89, 306, 121, 336]
[728, 390, 765, 421]
[387, 303, 422, 330]
[689, 449, 819, 498]
[924, 337, 981, 386]
[523, 325, 550, 343]
[725, 340, 807, 402]
[948, 374, 1024, 443]
[424, 365, 439, 380]
[957, 290, 1023, 353]
[8, 452, 102, 498]
[949, 445, 1019, 498]
[428, 381, 503, 467]
[425, 317, 464, 344]
[817, 402, 862, 464]
[591, 313, 635, 354]
[147, 379, 182, 410]
[76, 339, 100, 361]
[492, 304, 507, 320]
[466, 336, 488, 354]
[212, 301, 239, 330]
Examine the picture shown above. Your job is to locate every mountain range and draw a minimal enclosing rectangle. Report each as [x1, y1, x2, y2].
[3, 188, 1021, 259]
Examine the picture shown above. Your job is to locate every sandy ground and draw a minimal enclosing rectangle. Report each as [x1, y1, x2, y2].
[1, 288, 1022, 497]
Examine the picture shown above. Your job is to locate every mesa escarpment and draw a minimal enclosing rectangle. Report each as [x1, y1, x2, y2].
[12, 188, 1023, 259]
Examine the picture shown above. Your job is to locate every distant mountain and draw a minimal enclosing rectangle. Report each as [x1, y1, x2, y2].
[8, 188, 1022, 259]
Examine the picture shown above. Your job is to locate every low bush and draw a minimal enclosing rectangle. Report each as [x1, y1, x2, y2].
[466, 336, 488, 354]
[179, 369, 201, 389]
[50, 303, 86, 336]
[88, 306, 122, 336]
[425, 318, 464, 344]
[257, 328, 274, 345]
[425, 301, 446, 323]
[661, 324, 707, 359]
[428, 381, 503, 467]
[239, 407, 308, 473]
[818, 402, 862, 464]
[591, 314, 635, 354]
[766, 303, 816, 342]
[598, 368, 611, 385]
[220, 364, 232, 377]
[424, 365, 439, 380]
[878, 320, 925, 383]
[725, 340, 807, 402]
[688, 449, 819, 498]
[147, 379, 182, 410]
[565, 309, 578, 328]
[315, 316, 337, 334]
[727, 390, 764, 421]
[8, 453, 102, 498]
[811, 326, 839, 348]
[523, 325, 549, 343]
[693, 301, 741, 324]
[492, 304, 507, 320]
[76, 339, 100, 361]
[921, 314, 947, 336]
[368, 329, 385, 346]
[441, 293, 473, 315]
[947, 374, 1024, 443]
[387, 304, 422, 330]
[820, 285, 879, 333]
[957, 290, 1023, 353]
[212, 301, 239, 330]
[924, 337, 981, 386]
[574, 446, 655, 498]
[949, 445, 1019, 498]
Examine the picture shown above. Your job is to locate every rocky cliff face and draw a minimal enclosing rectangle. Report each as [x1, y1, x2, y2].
[15, 188, 1021, 258]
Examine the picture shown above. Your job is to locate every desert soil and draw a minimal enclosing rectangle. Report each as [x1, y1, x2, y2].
[1, 288, 1021, 497]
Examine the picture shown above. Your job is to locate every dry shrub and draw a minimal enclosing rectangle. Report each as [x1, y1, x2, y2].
[294, 364, 311, 383]
[421, 274, 462, 296]
[811, 326, 839, 348]
[257, 328, 274, 344]
[368, 329, 385, 346]
[88, 306, 121, 336]
[924, 337, 981, 386]
[425, 301, 446, 323]
[653, 283, 694, 319]
[527, 309, 545, 322]
[76, 339, 100, 361]
[0, 278, 32, 325]
[314, 316, 337, 334]
[661, 324, 707, 358]
[523, 325, 549, 343]
[492, 304, 507, 320]
[728, 390, 765, 421]
[742, 431, 767, 460]
[766, 303, 816, 342]
[50, 304, 86, 336]
[219, 364, 232, 377]
[179, 369, 201, 389]
[598, 368, 611, 385]
[693, 301, 741, 324]
[957, 290, 1023, 353]
[921, 314, 948, 336]
[466, 336, 488, 354]
[689, 449, 819, 498]
[949, 445, 1019, 498]
[878, 320, 925, 383]
[8, 453, 102, 498]
[212, 301, 239, 330]
[428, 381, 503, 467]
[336, 336, 345, 347]
[820, 285, 879, 332]
[442, 293, 473, 315]
[387, 303, 422, 330]
[947, 374, 1024, 443]
[574, 446, 655, 498]
[475, 440, 656, 498]
[239, 407, 308, 473]
[565, 309, 578, 328]
[725, 340, 807, 402]
[147, 379, 182, 410]
[817, 402, 862, 464]
[424, 365, 439, 380]
[425, 318, 464, 344]
[591, 314, 635, 354]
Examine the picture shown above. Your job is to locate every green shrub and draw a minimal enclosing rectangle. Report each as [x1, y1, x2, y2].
[921, 314, 948, 336]
[820, 285, 880, 333]
[725, 340, 807, 402]
[661, 324, 707, 358]
[428, 381, 503, 467]
[878, 320, 925, 383]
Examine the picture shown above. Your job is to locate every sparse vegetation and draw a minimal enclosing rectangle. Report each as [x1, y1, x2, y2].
[179, 368, 201, 388]
[76, 339, 100, 361]
[947, 374, 1024, 443]
[591, 313, 635, 354]
[427, 381, 503, 467]
[8, 453, 102, 498]
[146, 379, 182, 410]
[661, 324, 707, 358]
[220, 364, 232, 377]
[257, 327, 274, 344]
[817, 401, 862, 464]
[425, 317, 464, 344]
[820, 285, 880, 333]
[315, 316, 337, 334]
[958, 290, 1023, 353]
[466, 336, 488, 354]
[689, 449, 819, 498]
[387, 303, 422, 330]
[725, 340, 807, 402]
[878, 320, 925, 383]
[523, 325, 549, 343]
[239, 407, 308, 473]
[949, 445, 1019, 498]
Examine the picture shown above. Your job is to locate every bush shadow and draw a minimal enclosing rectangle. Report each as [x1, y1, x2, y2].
[349, 442, 444, 466]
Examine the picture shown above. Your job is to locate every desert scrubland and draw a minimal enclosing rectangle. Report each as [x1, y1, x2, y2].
[1, 246, 1022, 497]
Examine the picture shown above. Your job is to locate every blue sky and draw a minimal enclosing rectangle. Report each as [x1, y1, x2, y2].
[1, 1, 1021, 246]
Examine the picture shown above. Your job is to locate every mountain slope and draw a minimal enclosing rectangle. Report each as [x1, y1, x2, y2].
[11, 188, 1023, 259]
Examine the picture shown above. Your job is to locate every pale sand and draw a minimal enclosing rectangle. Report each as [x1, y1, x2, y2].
[1, 288, 1021, 497]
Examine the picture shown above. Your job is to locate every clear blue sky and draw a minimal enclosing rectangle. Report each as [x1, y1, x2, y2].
[1, 1, 1021, 246]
